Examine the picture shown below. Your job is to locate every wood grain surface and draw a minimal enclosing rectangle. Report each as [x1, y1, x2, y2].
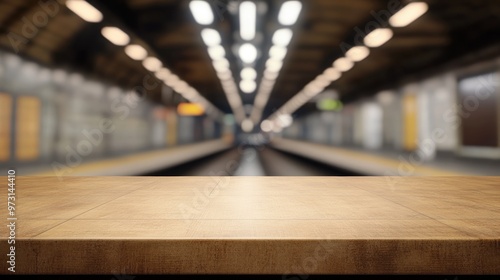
[0, 176, 499, 274]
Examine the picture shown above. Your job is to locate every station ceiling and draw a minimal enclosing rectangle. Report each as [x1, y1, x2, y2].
[1, 0, 500, 120]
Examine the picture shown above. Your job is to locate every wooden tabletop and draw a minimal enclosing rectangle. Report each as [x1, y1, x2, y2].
[1, 176, 499, 274]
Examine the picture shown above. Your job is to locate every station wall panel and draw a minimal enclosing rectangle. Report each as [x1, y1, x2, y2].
[15, 96, 41, 161]
[0, 93, 12, 162]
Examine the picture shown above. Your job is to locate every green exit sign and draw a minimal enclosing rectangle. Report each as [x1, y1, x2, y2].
[317, 99, 343, 111]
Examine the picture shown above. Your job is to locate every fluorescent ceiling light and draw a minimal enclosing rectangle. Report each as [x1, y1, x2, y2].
[101, 27, 130, 46]
[278, 1, 302, 25]
[165, 74, 180, 87]
[304, 83, 324, 97]
[389, 2, 429, 27]
[142, 57, 162, 72]
[266, 59, 283, 72]
[241, 67, 257, 80]
[240, 80, 257, 93]
[241, 119, 254, 132]
[189, 0, 214, 25]
[323, 67, 341, 81]
[272, 28, 293, 46]
[269, 46, 287, 60]
[277, 114, 293, 128]
[173, 81, 189, 93]
[201, 29, 221, 46]
[264, 70, 279, 80]
[66, 0, 103, 23]
[239, 43, 258, 63]
[260, 120, 274, 132]
[213, 59, 230, 72]
[313, 76, 330, 88]
[272, 125, 283, 133]
[364, 28, 393, 47]
[155, 68, 171, 80]
[125, 44, 148, 60]
[333, 57, 353, 72]
[240, 1, 256, 40]
[208, 45, 226, 60]
[217, 70, 232, 80]
[183, 87, 198, 99]
[346, 46, 370, 62]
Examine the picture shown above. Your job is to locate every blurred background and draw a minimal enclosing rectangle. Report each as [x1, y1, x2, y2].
[0, 0, 499, 176]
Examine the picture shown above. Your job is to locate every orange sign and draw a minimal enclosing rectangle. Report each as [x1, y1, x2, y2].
[177, 103, 205, 116]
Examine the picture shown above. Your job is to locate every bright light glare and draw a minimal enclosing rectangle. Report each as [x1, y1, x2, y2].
[389, 2, 429, 27]
[241, 67, 257, 80]
[213, 59, 230, 72]
[240, 1, 256, 40]
[239, 43, 258, 63]
[278, 1, 302, 25]
[189, 1, 214, 25]
[272, 28, 293, 46]
[165, 74, 180, 87]
[333, 57, 353, 72]
[266, 59, 283, 72]
[240, 80, 257, 93]
[241, 119, 254, 132]
[155, 68, 171, 80]
[269, 46, 287, 60]
[323, 68, 341, 81]
[217, 70, 232, 80]
[346, 46, 370, 62]
[66, 0, 103, 23]
[260, 120, 273, 132]
[142, 57, 162, 72]
[277, 114, 293, 128]
[364, 28, 393, 47]
[264, 70, 279, 80]
[201, 29, 221, 46]
[101, 27, 130, 46]
[125, 44, 148, 61]
[208, 45, 226, 60]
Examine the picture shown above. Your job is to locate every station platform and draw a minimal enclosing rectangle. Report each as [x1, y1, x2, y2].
[1, 176, 499, 274]
[0, 139, 232, 177]
[271, 138, 500, 176]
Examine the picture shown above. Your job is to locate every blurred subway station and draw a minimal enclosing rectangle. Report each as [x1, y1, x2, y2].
[1, 0, 500, 276]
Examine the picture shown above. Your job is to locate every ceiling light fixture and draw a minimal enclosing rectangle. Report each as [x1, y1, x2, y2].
[278, 1, 302, 25]
[346, 46, 370, 62]
[189, 0, 214, 25]
[266, 59, 283, 72]
[125, 44, 148, 60]
[241, 119, 254, 132]
[364, 28, 393, 47]
[142, 57, 162, 72]
[155, 68, 171, 80]
[213, 59, 230, 72]
[208, 45, 226, 60]
[241, 67, 257, 80]
[101, 27, 130, 46]
[272, 28, 293, 46]
[269, 46, 288, 60]
[240, 1, 257, 40]
[66, 0, 103, 23]
[240, 80, 257, 93]
[201, 28, 222, 46]
[333, 57, 354, 72]
[323, 68, 341, 81]
[389, 2, 429, 27]
[239, 43, 258, 63]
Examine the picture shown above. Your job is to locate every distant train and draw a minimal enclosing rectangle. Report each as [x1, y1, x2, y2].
[283, 57, 500, 160]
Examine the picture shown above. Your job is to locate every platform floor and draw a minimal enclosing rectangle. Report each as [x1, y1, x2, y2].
[271, 138, 500, 176]
[1, 176, 499, 274]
